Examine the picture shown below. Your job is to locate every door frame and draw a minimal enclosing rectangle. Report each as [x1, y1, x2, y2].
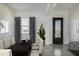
[53, 17, 63, 44]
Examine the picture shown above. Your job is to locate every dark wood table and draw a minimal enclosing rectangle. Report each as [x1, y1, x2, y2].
[9, 41, 32, 56]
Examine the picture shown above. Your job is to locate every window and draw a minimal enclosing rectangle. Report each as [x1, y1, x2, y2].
[21, 17, 29, 33]
[0, 20, 8, 33]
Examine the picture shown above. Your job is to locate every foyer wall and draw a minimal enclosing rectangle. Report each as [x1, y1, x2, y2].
[70, 11, 79, 42]
[15, 11, 69, 45]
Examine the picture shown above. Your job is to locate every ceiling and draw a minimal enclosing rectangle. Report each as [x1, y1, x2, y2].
[6, 3, 79, 12]
[6, 3, 47, 11]
[54, 3, 79, 11]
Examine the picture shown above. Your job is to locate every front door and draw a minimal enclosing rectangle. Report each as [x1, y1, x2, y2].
[53, 17, 63, 44]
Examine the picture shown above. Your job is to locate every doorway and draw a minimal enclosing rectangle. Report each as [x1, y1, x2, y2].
[53, 17, 63, 44]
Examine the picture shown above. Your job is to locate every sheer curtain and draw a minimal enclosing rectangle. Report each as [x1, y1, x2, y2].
[21, 17, 30, 41]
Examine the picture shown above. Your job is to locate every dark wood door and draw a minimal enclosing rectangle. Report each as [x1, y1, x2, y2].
[53, 17, 63, 44]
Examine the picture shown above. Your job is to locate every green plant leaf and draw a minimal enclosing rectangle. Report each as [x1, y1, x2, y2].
[38, 24, 46, 41]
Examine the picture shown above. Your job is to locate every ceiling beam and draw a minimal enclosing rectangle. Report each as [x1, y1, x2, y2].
[46, 3, 51, 12]
[46, 3, 57, 15]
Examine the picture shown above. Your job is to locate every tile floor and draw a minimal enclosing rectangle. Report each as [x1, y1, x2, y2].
[42, 44, 76, 56]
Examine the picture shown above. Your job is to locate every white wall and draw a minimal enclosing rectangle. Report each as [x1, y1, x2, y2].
[36, 11, 69, 45]
[36, 16, 52, 45]
[15, 11, 53, 45]
[0, 4, 14, 39]
[70, 11, 79, 42]
[15, 11, 69, 45]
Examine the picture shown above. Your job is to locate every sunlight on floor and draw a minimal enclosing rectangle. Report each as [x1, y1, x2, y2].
[54, 49, 61, 56]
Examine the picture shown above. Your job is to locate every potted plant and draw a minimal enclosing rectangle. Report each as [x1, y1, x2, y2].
[38, 24, 46, 46]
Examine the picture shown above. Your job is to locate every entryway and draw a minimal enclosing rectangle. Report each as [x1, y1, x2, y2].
[53, 17, 63, 44]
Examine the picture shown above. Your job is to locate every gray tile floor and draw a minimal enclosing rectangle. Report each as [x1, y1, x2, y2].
[42, 44, 76, 56]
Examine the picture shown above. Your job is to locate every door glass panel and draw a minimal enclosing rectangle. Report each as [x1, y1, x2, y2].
[55, 20, 61, 38]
